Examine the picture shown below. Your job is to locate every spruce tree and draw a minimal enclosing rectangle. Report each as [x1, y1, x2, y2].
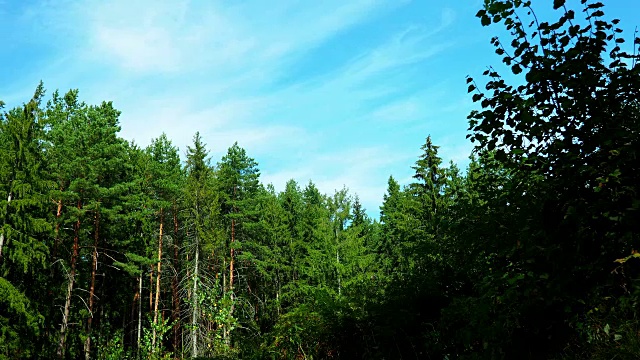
[0, 84, 52, 359]
[183, 132, 218, 357]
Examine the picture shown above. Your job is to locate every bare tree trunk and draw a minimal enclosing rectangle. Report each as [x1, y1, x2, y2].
[230, 218, 235, 292]
[0, 232, 4, 260]
[84, 209, 100, 360]
[229, 185, 237, 294]
[137, 275, 143, 359]
[225, 187, 237, 346]
[336, 248, 341, 296]
[53, 195, 63, 259]
[225, 218, 236, 346]
[131, 282, 139, 354]
[191, 237, 200, 358]
[222, 256, 228, 345]
[149, 266, 154, 314]
[58, 200, 81, 359]
[171, 206, 181, 353]
[152, 211, 164, 350]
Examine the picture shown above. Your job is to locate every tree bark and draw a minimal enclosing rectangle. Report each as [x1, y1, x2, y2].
[152, 210, 163, 350]
[57, 200, 81, 359]
[131, 282, 139, 354]
[171, 206, 181, 352]
[225, 187, 237, 346]
[149, 266, 154, 314]
[230, 218, 235, 292]
[52, 195, 63, 259]
[336, 248, 341, 296]
[137, 275, 142, 359]
[191, 237, 200, 357]
[84, 208, 100, 360]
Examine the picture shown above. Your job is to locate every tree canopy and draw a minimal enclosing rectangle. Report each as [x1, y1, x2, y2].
[0, 1, 639, 359]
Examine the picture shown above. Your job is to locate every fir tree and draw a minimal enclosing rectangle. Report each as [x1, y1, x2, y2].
[0, 83, 51, 359]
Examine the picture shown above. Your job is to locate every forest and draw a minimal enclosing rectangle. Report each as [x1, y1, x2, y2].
[1, 0, 639, 359]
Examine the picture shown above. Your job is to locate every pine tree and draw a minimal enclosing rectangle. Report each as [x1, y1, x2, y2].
[214, 142, 261, 345]
[216, 143, 260, 292]
[44, 89, 131, 359]
[44, 89, 88, 359]
[144, 134, 182, 351]
[118, 142, 160, 357]
[81, 101, 130, 360]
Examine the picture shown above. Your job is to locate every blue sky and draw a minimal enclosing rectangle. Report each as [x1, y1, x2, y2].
[2, 0, 639, 217]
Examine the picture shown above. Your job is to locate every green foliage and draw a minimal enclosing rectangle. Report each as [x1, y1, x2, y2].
[0, 277, 43, 359]
[2, 2, 639, 357]
[0, 85, 51, 273]
[141, 315, 173, 360]
[268, 304, 332, 359]
[462, 0, 640, 357]
[0, 84, 51, 359]
[95, 330, 129, 360]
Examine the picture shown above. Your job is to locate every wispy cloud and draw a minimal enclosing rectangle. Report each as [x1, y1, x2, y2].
[71, 0, 406, 78]
[6, 0, 640, 219]
[262, 145, 414, 214]
[4, 0, 465, 216]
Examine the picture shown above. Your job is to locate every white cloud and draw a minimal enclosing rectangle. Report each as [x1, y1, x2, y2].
[93, 26, 181, 73]
[6, 0, 464, 217]
[118, 94, 283, 152]
[262, 146, 415, 215]
[71, 0, 404, 78]
[371, 99, 422, 122]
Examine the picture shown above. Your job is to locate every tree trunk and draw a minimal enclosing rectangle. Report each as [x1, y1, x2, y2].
[57, 200, 81, 359]
[230, 218, 235, 292]
[0, 192, 12, 261]
[336, 248, 341, 296]
[191, 237, 200, 358]
[137, 275, 143, 359]
[53, 195, 63, 259]
[152, 210, 163, 350]
[149, 265, 154, 314]
[171, 206, 181, 352]
[227, 219, 236, 346]
[84, 209, 100, 360]
[131, 282, 139, 354]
